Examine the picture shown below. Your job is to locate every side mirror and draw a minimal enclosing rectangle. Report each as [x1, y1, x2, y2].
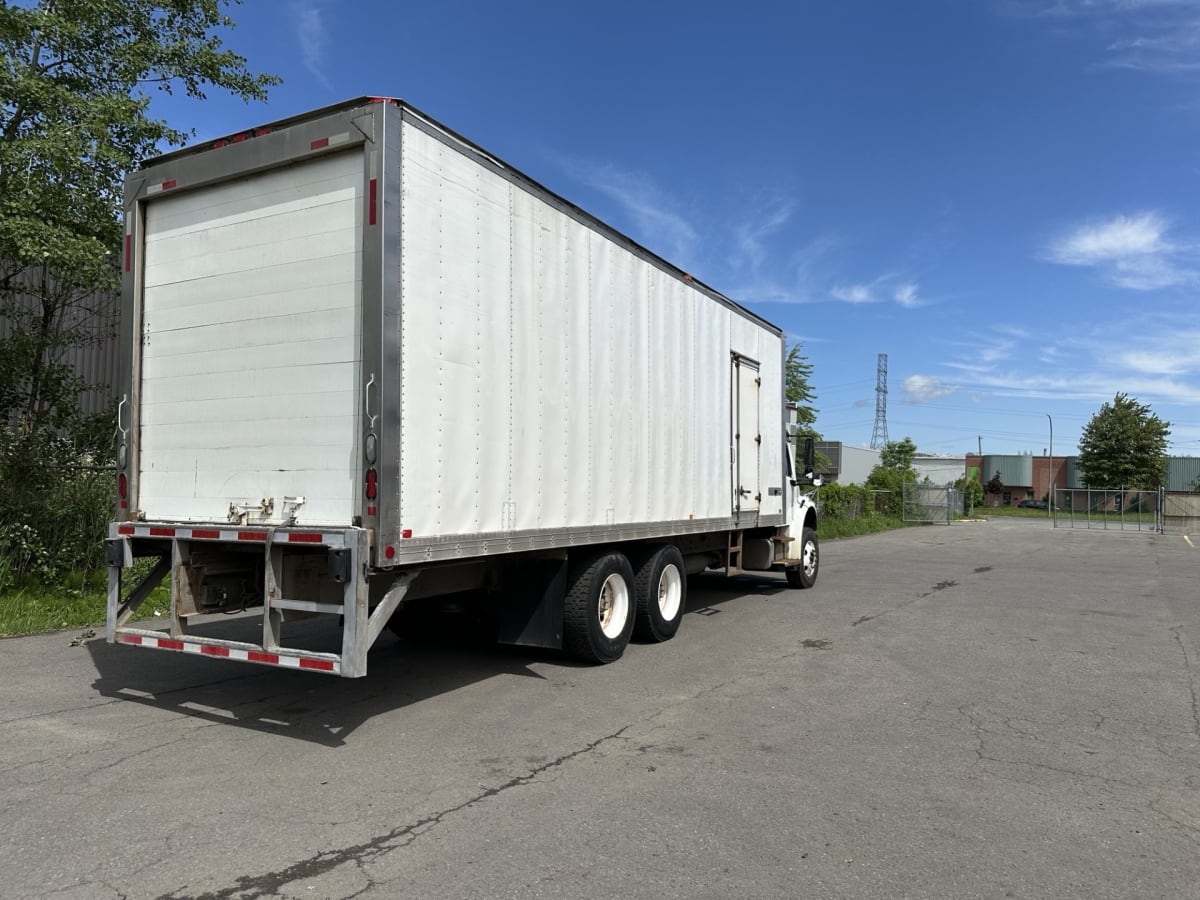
[803, 437, 815, 481]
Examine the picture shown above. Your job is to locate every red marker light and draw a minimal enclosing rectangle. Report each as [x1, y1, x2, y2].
[118, 472, 128, 499]
[365, 468, 377, 500]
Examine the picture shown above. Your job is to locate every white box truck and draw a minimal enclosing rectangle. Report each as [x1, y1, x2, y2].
[105, 97, 821, 677]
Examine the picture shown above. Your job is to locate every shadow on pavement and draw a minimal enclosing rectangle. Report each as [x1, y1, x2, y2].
[86, 572, 791, 748]
[87, 617, 558, 748]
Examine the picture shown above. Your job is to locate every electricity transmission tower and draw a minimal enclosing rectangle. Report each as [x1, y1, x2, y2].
[870, 353, 889, 449]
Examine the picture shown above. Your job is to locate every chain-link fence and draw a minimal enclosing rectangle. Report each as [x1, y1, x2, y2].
[903, 481, 964, 524]
[1052, 488, 1162, 532]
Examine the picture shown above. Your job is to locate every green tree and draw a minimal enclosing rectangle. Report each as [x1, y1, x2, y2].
[785, 341, 819, 437]
[955, 471, 984, 512]
[1, 1, 277, 586]
[878, 436, 917, 474]
[1, 0, 278, 439]
[1077, 393, 1171, 489]
[864, 437, 918, 518]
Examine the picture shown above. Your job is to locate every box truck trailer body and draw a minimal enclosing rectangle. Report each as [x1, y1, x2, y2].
[106, 98, 820, 677]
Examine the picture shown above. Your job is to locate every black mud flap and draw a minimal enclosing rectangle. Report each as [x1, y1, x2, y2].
[497, 558, 566, 650]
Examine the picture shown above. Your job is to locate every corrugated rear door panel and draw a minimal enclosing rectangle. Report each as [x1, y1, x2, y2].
[138, 151, 363, 524]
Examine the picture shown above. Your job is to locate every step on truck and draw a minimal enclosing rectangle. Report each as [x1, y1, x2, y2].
[105, 97, 821, 677]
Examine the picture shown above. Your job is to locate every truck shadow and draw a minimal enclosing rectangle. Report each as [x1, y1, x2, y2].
[86, 573, 791, 748]
[87, 623, 557, 749]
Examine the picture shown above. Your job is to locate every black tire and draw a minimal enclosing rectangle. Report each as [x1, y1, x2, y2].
[631, 544, 686, 642]
[785, 526, 819, 589]
[563, 551, 636, 664]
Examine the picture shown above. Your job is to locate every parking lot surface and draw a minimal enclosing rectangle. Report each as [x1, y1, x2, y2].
[1, 517, 1198, 899]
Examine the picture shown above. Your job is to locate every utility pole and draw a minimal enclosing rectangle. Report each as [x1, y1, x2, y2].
[1047, 414, 1053, 519]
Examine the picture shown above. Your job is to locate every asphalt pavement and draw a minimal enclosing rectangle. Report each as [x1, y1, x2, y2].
[1, 517, 1198, 899]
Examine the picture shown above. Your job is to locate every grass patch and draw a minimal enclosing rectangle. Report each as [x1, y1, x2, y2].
[0, 563, 170, 638]
[818, 515, 911, 540]
[978, 506, 1055, 518]
[980, 506, 1157, 523]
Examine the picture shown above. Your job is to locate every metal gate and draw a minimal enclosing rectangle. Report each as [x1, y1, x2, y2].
[1052, 488, 1163, 532]
[1162, 490, 1200, 535]
[903, 481, 961, 524]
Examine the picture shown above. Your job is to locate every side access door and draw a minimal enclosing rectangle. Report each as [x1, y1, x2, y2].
[731, 353, 761, 518]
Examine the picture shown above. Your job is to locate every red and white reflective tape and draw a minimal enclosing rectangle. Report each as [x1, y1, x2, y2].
[310, 133, 351, 151]
[145, 179, 178, 195]
[115, 524, 336, 545]
[116, 632, 339, 674]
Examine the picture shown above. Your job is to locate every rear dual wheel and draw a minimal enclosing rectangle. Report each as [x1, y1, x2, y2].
[564, 552, 637, 664]
[631, 544, 686, 643]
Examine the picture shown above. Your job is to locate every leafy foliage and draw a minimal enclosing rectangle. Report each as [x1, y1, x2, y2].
[878, 436, 917, 473]
[865, 437, 919, 518]
[1077, 393, 1170, 489]
[955, 471, 984, 512]
[1, 1, 277, 591]
[0, 429, 113, 589]
[815, 482, 865, 520]
[785, 342, 819, 437]
[1, 0, 278, 438]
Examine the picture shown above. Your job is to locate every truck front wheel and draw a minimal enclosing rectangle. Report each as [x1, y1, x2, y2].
[785, 527, 819, 589]
[564, 551, 636, 664]
[632, 544, 686, 642]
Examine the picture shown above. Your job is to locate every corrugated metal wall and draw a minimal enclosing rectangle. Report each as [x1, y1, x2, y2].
[815, 441, 841, 474]
[982, 454, 1033, 486]
[0, 264, 120, 417]
[1065, 458, 1084, 488]
[1167, 457, 1200, 492]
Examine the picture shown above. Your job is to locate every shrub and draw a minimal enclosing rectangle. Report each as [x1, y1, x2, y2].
[0, 425, 113, 591]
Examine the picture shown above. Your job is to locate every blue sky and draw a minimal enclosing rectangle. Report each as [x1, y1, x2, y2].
[154, 0, 1200, 457]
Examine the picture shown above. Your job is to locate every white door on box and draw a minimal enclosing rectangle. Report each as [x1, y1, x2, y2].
[732, 354, 761, 515]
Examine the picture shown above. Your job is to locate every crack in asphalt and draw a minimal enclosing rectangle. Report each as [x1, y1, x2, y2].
[851, 578, 960, 627]
[958, 703, 1141, 790]
[1148, 800, 1200, 848]
[154, 723, 634, 900]
[1169, 625, 1200, 741]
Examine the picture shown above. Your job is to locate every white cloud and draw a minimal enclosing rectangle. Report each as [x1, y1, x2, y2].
[1115, 326, 1200, 375]
[894, 282, 921, 308]
[1045, 212, 1194, 290]
[734, 199, 796, 273]
[829, 274, 925, 307]
[561, 162, 698, 266]
[732, 235, 843, 305]
[1007, 0, 1200, 73]
[831, 282, 878, 304]
[292, 1, 331, 89]
[1049, 212, 1167, 262]
[931, 313, 1200, 407]
[902, 375, 959, 403]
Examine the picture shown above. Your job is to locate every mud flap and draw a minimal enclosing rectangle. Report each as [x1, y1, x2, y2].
[496, 558, 565, 650]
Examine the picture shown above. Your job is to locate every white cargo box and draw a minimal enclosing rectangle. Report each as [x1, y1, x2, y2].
[119, 98, 786, 568]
